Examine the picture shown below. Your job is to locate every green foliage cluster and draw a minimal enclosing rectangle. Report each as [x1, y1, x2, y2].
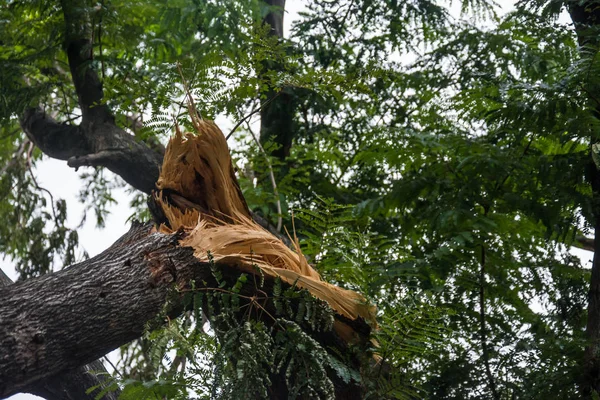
[0, 144, 79, 278]
[112, 259, 366, 399]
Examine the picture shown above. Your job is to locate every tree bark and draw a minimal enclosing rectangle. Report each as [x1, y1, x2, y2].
[0, 251, 119, 400]
[20, 107, 163, 195]
[0, 222, 208, 398]
[568, 2, 600, 396]
[263, 0, 286, 38]
[259, 0, 298, 161]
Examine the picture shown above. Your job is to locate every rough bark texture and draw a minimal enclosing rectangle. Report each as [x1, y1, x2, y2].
[0, 253, 119, 400]
[0, 268, 12, 287]
[0, 222, 208, 398]
[569, 2, 600, 396]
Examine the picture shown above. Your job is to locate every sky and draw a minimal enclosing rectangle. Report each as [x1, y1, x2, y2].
[3, 1, 589, 399]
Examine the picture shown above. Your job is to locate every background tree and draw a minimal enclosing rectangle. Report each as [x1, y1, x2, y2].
[2, 0, 600, 399]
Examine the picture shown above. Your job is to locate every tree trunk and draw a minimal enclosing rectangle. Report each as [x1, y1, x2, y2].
[0, 251, 119, 400]
[568, 2, 600, 396]
[0, 221, 367, 399]
[259, 0, 298, 161]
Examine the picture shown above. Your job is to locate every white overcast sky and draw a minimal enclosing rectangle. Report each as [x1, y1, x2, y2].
[5, 1, 589, 399]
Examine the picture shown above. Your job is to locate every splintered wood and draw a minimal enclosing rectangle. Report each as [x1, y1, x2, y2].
[153, 120, 376, 343]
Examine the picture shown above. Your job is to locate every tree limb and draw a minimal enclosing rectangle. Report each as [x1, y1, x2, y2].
[20, 108, 88, 160]
[478, 243, 499, 400]
[259, 0, 298, 161]
[20, 0, 163, 194]
[0, 265, 119, 400]
[576, 235, 595, 253]
[568, 2, 600, 395]
[263, 0, 286, 38]
[0, 222, 202, 398]
[20, 107, 162, 194]
[60, 0, 113, 124]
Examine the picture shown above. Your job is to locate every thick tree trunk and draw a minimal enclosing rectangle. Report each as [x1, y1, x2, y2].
[568, 2, 600, 396]
[259, 0, 298, 161]
[0, 222, 208, 398]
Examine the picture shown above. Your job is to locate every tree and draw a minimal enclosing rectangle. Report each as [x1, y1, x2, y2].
[3, 0, 600, 399]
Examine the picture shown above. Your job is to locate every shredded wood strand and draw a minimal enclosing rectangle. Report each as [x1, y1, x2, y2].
[154, 120, 376, 341]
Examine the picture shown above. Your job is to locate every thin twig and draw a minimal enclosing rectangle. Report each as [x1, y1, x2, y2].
[0, 140, 28, 177]
[161, 66, 204, 137]
[103, 355, 123, 378]
[25, 143, 58, 222]
[226, 92, 282, 141]
[244, 120, 283, 232]
[176, 62, 202, 132]
[479, 225, 499, 400]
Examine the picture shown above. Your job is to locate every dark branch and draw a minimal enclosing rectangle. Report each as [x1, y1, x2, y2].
[20, 108, 87, 160]
[263, 0, 286, 38]
[0, 223, 202, 398]
[568, 3, 600, 395]
[19, 0, 163, 194]
[0, 263, 119, 400]
[260, 0, 296, 161]
[0, 268, 12, 287]
[60, 0, 113, 123]
[576, 235, 595, 253]
[20, 107, 162, 194]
